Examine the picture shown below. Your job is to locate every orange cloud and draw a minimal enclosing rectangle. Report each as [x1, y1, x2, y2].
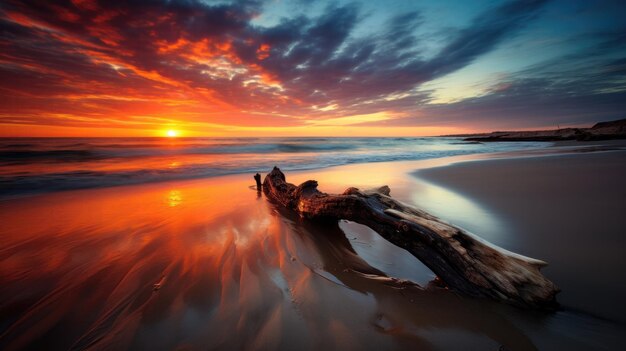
[256, 43, 270, 60]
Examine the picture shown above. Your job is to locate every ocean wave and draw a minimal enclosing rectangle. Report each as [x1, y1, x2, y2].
[0, 137, 549, 198]
[0, 143, 36, 148]
[0, 150, 100, 163]
[0, 140, 362, 161]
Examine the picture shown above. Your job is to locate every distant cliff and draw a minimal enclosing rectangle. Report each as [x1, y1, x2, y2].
[457, 118, 626, 142]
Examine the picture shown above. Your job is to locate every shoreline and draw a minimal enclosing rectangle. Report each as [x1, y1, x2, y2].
[0, 136, 551, 201]
[454, 118, 626, 142]
[5, 138, 625, 203]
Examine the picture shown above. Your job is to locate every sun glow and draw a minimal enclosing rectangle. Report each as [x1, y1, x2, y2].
[166, 129, 179, 137]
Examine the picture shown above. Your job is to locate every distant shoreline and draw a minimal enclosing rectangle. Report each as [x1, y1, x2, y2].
[443, 118, 626, 142]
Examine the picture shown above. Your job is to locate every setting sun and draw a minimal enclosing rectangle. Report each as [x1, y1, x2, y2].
[166, 130, 179, 137]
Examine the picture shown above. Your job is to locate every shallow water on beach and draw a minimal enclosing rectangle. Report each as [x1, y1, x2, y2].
[1, 157, 624, 350]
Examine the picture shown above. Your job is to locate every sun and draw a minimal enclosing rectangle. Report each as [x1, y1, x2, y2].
[166, 129, 178, 137]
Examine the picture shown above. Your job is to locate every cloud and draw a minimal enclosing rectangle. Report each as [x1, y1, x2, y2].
[424, 0, 547, 77]
[6, 0, 621, 135]
[305, 111, 400, 127]
[378, 67, 626, 131]
[249, 0, 549, 116]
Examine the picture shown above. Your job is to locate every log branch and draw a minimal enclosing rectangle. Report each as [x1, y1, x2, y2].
[253, 173, 262, 191]
[262, 167, 559, 308]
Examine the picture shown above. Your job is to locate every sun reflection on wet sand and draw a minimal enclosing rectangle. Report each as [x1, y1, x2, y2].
[167, 190, 182, 207]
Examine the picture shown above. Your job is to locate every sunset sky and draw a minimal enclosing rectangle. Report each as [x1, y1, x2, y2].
[0, 0, 624, 137]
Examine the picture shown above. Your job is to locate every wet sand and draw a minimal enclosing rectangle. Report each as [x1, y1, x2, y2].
[1, 149, 625, 350]
[415, 150, 626, 325]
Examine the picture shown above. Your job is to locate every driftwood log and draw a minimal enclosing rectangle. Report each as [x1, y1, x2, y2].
[262, 167, 559, 308]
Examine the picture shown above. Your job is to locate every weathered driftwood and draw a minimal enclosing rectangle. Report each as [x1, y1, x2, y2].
[262, 167, 559, 308]
[253, 173, 262, 191]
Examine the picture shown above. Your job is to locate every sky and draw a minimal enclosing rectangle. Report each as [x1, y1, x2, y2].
[0, 0, 625, 137]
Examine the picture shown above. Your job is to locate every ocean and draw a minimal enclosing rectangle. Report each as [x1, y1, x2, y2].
[0, 137, 548, 197]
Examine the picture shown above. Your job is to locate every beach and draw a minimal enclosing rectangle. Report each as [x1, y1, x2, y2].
[3, 0, 625, 349]
[415, 146, 626, 324]
[1, 141, 625, 350]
